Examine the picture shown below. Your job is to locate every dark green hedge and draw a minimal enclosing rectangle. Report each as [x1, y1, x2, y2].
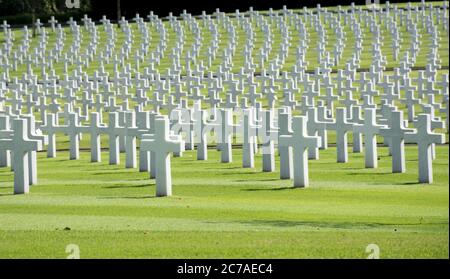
[0, 0, 91, 26]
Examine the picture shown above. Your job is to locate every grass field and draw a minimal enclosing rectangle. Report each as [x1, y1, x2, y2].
[0, 145, 448, 258]
[0, 1, 449, 259]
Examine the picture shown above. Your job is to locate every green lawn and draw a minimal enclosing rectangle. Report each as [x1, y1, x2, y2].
[0, 1, 448, 259]
[0, 145, 448, 258]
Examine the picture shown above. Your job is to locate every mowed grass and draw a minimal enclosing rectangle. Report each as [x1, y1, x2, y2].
[0, 144, 448, 258]
[0, 1, 448, 259]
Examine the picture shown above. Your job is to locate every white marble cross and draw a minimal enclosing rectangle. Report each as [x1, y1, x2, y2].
[140, 115, 184, 197]
[328, 108, 354, 163]
[65, 113, 84, 160]
[40, 113, 62, 158]
[48, 16, 58, 32]
[104, 112, 127, 165]
[306, 107, 326, 160]
[242, 108, 258, 168]
[405, 114, 445, 183]
[0, 115, 12, 167]
[195, 109, 219, 161]
[0, 119, 42, 194]
[380, 110, 414, 173]
[278, 107, 293, 179]
[348, 105, 364, 153]
[218, 108, 234, 163]
[79, 112, 106, 162]
[354, 108, 387, 168]
[260, 109, 278, 172]
[279, 116, 320, 187]
[22, 115, 47, 185]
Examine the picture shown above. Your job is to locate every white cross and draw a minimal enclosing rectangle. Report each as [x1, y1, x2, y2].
[93, 112, 118, 164]
[379, 110, 414, 173]
[328, 108, 354, 163]
[260, 109, 278, 172]
[405, 114, 445, 183]
[0, 119, 42, 194]
[218, 108, 235, 163]
[64, 113, 85, 160]
[48, 16, 58, 32]
[40, 113, 63, 158]
[242, 108, 258, 168]
[305, 107, 327, 160]
[0, 115, 12, 167]
[79, 112, 106, 162]
[354, 108, 387, 168]
[140, 115, 184, 197]
[279, 116, 320, 187]
[194, 109, 219, 161]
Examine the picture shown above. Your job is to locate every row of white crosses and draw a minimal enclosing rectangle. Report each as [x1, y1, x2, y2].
[1, 95, 445, 196]
[0, 1, 447, 82]
[0, 11, 447, 98]
[1, 110, 184, 197]
[1, 65, 448, 128]
[0, 1, 448, 196]
[0, 114, 45, 194]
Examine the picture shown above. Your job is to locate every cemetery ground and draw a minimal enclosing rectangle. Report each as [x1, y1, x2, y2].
[0, 144, 448, 258]
[0, 1, 449, 259]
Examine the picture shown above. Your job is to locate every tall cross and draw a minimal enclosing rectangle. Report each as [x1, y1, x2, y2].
[79, 112, 106, 162]
[0, 119, 41, 194]
[306, 107, 326, 160]
[104, 112, 127, 165]
[379, 110, 414, 173]
[327, 108, 354, 163]
[405, 114, 445, 183]
[354, 108, 386, 168]
[260, 109, 278, 172]
[140, 116, 184, 197]
[242, 109, 258, 168]
[279, 116, 320, 187]
[40, 113, 63, 158]
[219, 108, 235, 163]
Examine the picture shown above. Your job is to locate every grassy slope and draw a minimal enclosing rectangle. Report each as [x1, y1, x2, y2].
[0, 145, 448, 258]
[0, 2, 448, 258]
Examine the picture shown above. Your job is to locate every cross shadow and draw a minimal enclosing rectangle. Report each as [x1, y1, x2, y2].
[221, 171, 258, 175]
[102, 184, 152, 189]
[378, 155, 392, 158]
[205, 219, 447, 229]
[234, 178, 281, 182]
[0, 193, 14, 197]
[347, 172, 393, 176]
[205, 166, 242, 170]
[97, 195, 158, 199]
[92, 171, 137, 175]
[342, 167, 366, 170]
[242, 186, 296, 191]
[397, 181, 423, 185]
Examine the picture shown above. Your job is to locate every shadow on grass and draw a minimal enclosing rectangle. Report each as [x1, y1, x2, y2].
[80, 166, 126, 171]
[234, 178, 281, 182]
[347, 172, 393, 176]
[221, 171, 258, 176]
[341, 167, 367, 171]
[102, 184, 153, 189]
[0, 193, 14, 197]
[97, 195, 158, 199]
[396, 181, 424, 185]
[208, 219, 447, 230]
[92, 171, 139, 175]
[242, 186, 296, 191]
[205, 166, 243, 170]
